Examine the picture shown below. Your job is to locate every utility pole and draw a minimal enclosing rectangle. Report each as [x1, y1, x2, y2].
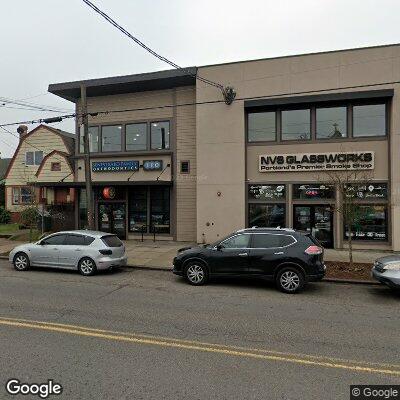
[80, 84, 94, 229]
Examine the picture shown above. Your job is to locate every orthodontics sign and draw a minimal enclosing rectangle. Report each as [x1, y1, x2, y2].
[259, 151, 374, 172]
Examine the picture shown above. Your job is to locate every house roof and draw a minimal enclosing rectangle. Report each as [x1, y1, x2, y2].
[48, 67, 197, 102]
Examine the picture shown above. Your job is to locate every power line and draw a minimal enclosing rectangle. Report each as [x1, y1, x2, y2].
[0, 96, 72, 113]
[1, 78, 399, 129]
[81, 0, 234, 100]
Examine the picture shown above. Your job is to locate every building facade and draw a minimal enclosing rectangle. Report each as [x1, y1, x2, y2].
[4, 125, 75, 225]
[49, 43, 400, 250]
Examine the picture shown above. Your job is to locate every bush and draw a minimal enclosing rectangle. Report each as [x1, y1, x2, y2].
[0, 206, 11, 224]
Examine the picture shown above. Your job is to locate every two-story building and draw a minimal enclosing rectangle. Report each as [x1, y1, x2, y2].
[49, 43, 400, 250]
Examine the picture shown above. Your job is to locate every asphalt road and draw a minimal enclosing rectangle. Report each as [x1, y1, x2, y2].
[0, 260, 399, 400]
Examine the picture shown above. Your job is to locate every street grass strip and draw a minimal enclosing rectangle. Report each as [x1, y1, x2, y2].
[0, 316, 399, 377]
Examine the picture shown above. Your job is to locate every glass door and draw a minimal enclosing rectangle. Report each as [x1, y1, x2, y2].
[98, 203, 126, 240]
[293, 205, 333, 248]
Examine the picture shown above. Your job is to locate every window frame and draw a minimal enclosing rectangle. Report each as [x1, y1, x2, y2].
[315, 105, 348, 140]
[100, 124, 123, 153]
[11, 186, 34, 205]
[180, 160, 190, 174]
[51, 162, 61, 172]
[217, 233, 251, 249]
[281, 107, 312, 142]
[352, 101, 388, 138]
[125, 122, 148, 152]
[150, 120, 170, 150]
[247, 110, 277, 143]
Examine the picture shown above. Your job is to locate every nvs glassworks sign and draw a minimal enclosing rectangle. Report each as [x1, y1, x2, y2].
[259, 151, 374, 172]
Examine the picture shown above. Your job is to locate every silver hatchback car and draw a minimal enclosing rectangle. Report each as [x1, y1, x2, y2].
[9, 230, 127, 276]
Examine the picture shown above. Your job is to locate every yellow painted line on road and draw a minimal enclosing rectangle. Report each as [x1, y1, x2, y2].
[0, 317, 399, 377]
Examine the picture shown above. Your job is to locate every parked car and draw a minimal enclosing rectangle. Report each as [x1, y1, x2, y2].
[173, 227, 326, 293]
[372, 256, 400, 289]
[9, 230, 127, 276]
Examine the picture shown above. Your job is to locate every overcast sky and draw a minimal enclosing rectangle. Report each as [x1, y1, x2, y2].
[1, 0, 399, 157]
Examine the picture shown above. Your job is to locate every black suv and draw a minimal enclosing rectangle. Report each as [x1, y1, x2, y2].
[173, 228, 326, 293]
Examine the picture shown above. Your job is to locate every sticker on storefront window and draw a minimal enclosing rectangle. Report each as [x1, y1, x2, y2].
[293, 184, 335, 199]
[248, 184, 285, 200]
[344, 183, 387, 200]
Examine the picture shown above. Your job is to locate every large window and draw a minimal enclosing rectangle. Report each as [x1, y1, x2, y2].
[248, 185, 285, 200]
[344, 205, 387, 241]
[101, 125, 122, 152]
[353, 104, 386, 137]
[25, 151, 43, 166]
[79, 126, 99, 153]
[248, 204, 285, 228]
[128, 187, 147, 232]
[281, 109, 310, 141]
[126, 123, 147, 151]
[220, 234, 250, 249]
[12, 187, 33, 204]
[248, 112, 276, 142]
[293, 184, 335, 200]
[316, 106, 347, 139]
[151, 121, 170, 150]
[150, 186, 170, 233]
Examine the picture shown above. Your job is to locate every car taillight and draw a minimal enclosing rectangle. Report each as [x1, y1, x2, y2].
[304, 245, 323, 255]
[99, 249, 113, 255]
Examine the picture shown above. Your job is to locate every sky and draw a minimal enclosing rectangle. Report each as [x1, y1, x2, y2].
[1, 0, 400, 157]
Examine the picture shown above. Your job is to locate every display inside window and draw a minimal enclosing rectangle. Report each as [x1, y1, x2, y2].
[316, 107, 347, 139]
[129, 187, 147, 232]
[150, 186, 170, 233]
[293, 184, 335, 200]
[281, 109, 310, 141]
[344, 183, 387, 200]
[344, 205, 387, 241]
[151, 121, 170, 150]
[248, 112, 276, 142]
[353, 104, 386, 137]
[126, 123, 147, 151]
[248, 185, 285, 200]
[248, 203, 285, 228]
[101, 125, 122, 152]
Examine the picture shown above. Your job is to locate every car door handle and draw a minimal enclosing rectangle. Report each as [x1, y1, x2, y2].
[75, 249, 81, 251]
[53, 248, 58, 250]
[238, 252, 248, 256]
[274, 251, 284, 255]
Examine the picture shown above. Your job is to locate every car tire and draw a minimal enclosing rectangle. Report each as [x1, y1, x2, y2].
[276, 266, 305, 294]
[184, 261, 208, 285]
[13, 252, 30, 271]
[78, 257, 97, 276]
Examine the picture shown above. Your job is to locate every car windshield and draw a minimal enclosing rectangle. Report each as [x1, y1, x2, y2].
[101, 235, 123, 247]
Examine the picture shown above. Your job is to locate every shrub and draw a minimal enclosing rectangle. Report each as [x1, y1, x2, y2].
[0, 206, 11, 224]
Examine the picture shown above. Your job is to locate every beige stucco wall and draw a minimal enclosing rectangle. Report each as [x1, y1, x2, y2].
[197, 44, 400, 248]
[5, 126, 72, 213]
[82, 86, 197, 241]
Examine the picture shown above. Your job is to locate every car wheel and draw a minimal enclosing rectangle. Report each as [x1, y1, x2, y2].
[13, 252, 30, 271]
[78, 257, 97, 276]
[185, 262, 208, 285]
[276, 267, 304, 294]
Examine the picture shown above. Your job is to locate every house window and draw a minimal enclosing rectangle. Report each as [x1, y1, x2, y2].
[248, 112, 276, 142]
[25, 151, 43, 166]
[12, 187, 33, 204]
[151, 121, 170, 150]
[180, 161, 190, 174]
[101, 125, 122, 152]
[281, 109, 311, 141]
[51, 162, 61, 171]
[353, 104, 386, 137]
[316, 106, 347, 139]
[126, 123, 147, 151]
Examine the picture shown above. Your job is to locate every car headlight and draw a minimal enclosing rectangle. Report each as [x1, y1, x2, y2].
[383, 263, 400, 271]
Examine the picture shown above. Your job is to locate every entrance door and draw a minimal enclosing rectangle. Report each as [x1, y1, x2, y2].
[293, 205, 333, 248]
[98, 203, 126, 239]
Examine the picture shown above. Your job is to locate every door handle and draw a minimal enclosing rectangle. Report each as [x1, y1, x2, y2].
[53, 248, 58, 250]
[238, 252, 248, 256]
[274, 251, 284, 255]
[75, 249, 81, 251]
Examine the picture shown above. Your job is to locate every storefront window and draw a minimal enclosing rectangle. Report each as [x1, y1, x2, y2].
[353, 104, 386, 137]
[128, 187, 147, 232]
[150, 186, 170, 233]
[293, 184, 335, 200]
[344, 205, 387, 241]
[281, 109, 310, 141]
[151, 121, 170, 150]
[248, 184, 285, 200]
[316, 106, 347, 139]
[248, 112, 276, 142]
[248, 204, 285, 228]
[126, 123, 147, 151]
[78, 189, 88, 229]
[344, 183, 388, 200]
[101, 125, 122, 152]
[79, 127, 99, 153]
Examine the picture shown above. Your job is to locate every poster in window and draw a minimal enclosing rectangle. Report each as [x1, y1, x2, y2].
[248, 184, 285, 200]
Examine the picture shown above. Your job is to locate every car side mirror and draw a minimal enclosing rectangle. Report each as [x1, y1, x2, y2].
[216, 244, 223, 251]
[40, 241, 47, 246]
